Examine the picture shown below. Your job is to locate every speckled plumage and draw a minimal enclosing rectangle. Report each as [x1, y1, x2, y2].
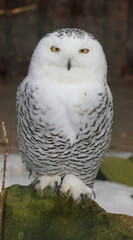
[47, 28, 94, 39]
[16, 28, 113, 200]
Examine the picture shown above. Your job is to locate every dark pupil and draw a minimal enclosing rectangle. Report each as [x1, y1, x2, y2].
[56, 48, 59, 51]
[81, 49, 84, 52]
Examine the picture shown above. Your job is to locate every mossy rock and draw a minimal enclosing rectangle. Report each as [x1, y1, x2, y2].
[1, 184, 133, 240]
[98, 157, 133, 186]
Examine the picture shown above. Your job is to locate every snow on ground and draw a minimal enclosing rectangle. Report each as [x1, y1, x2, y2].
[0, 154, 133, 216]
[94, 180, 133, 216]
[0, 154, 30, 187]
[106, 151, 133, 159]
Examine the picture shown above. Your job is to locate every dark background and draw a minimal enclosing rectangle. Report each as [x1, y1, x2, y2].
[0, 0, 133, 153]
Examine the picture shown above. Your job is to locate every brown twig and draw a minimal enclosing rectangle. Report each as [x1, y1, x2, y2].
[0, 4, 36, 16]
[0, 122, 8, 231]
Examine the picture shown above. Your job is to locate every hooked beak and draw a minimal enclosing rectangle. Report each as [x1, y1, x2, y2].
[67, 58, 72, 71]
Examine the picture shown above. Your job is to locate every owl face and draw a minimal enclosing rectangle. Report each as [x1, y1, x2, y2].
[29, 29, 107, 84]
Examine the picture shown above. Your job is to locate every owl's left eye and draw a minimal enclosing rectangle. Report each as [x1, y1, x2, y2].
[51, 46, 60, 52]
[79, 49, 89, 54]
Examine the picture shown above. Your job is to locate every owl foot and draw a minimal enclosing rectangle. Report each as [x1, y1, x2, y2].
[35, 175, 61, 192]
[54, 176, 64, 194]
[60, 174, 95, 202]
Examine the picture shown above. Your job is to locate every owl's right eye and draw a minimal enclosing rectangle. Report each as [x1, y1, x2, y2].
[51, 46, 60, 52]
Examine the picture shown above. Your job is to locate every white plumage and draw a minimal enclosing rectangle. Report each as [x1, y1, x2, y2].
[16, 28, 113, 202]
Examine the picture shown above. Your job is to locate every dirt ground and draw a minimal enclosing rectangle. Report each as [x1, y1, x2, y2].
[0, 77, 133, 153]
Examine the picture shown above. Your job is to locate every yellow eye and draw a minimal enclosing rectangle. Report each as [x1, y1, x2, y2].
[51, 46, 60, 52]
[79, 49, 89, 54]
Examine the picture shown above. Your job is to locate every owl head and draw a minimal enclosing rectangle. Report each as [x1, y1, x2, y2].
[29, 28, 107, 84]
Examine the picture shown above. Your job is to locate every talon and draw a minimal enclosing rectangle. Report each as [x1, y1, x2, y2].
[28, 170, 32, 179]
[66, 194, 70, 201]
[80, 193, 84, 203]
[61, 176, 65, 184]
[54, 181, 61, 194]
[92, 190, 96, 200]
[54, 176, 64, 194]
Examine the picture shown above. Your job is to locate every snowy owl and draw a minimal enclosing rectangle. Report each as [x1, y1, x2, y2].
[16, 28, 113, 202]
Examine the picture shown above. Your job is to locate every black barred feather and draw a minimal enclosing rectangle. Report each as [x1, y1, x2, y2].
[16, 80, 113, 188]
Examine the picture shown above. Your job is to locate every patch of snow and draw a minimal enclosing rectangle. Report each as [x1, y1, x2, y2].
[94, 180, 133, 216]
[106, 151, 133, 159]
[0, 154, 30, 187]
[0, 154, 133, 216]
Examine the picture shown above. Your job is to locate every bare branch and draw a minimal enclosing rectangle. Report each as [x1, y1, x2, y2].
[0, 4, 36, 16]
[0, 122, 8, 231]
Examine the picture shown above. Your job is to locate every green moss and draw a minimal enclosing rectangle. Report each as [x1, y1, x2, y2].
[1, 184, 133, 240]
[99, 157, 133, 186]
[129, 156, 133, 163]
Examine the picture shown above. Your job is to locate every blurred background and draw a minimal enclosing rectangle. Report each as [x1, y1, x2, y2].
[0, 0, 133, 153]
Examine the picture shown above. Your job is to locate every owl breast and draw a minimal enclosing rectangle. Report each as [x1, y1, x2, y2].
[16, 77, 113, 188]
